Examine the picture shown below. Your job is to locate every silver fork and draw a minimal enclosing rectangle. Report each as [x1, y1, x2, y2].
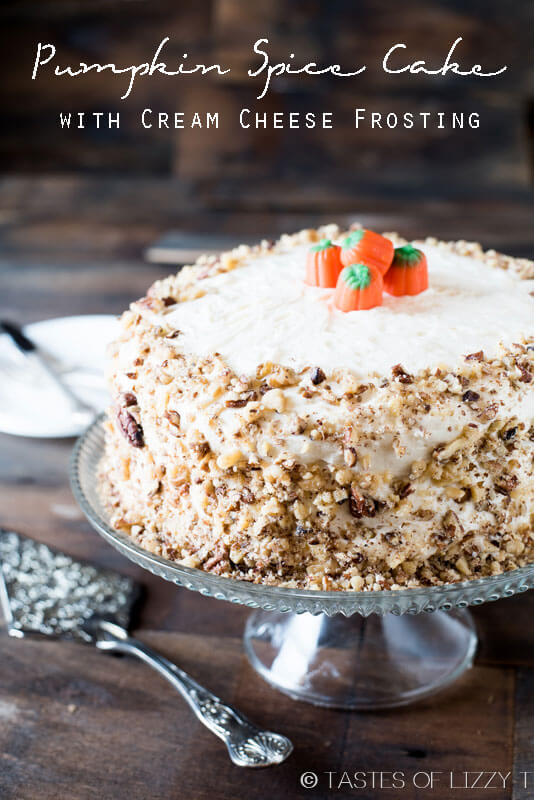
[0, 358, 103, 386]
[85, 618, 293, 768]
[0, 320, 96, 423]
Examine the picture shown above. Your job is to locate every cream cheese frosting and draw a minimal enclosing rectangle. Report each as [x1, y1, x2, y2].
[102, 226, 534, 593]
[163, 241, 534, 378]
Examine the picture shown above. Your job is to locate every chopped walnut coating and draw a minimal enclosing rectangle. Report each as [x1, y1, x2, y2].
[100, 225, 534, 591]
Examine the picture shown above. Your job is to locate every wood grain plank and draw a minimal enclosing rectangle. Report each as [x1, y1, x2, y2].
[0, 629, 349, 800]
[0, 631, 244, 800]
[1, 1, 532, 193]
[341, 665, 515, 800]
[1, 180, 534, 258]
[476, 596, 534, 668]
[1, 635, 514, 800]
[512, 668, 534, 800]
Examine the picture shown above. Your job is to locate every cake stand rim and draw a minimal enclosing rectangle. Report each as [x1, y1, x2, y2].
[70, 413, 534, 617]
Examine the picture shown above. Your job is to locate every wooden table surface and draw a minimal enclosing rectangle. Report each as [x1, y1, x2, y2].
[1, 199, 534, 799]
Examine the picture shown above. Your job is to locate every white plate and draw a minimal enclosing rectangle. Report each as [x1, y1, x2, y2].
[0, 314, 118, 438]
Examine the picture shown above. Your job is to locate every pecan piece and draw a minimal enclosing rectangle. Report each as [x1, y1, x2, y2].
[462, 390, 480, 402]
[204, 550, 226, 571]
[165, 410, 181, 428]
[349, 487, 377, 518]
[138, 296, 157, 310]
[343, 427, 354, 445]
[225, 398, 247, 408]
[192, 441, 210, 457]
[495, 474, 518, 496]
[122, 392, 137, 407]
[241, 488, 254, 504]
[116, 407, 144, 448]
[148, 481, 162, 498]
[442, 509, 463, 538]
[225, 392, 257, 408]
[391, 364, 413, 384]
[344, 447, 357, 468]
[465, 351, 484, 362]
[162, 296, 177, 307]
[311, 367, 326, 385]
[398, 483, 414, 499]
[479, 402, 499, 421]
[502, 426, 517, 441]
[518, 363, 532, 383]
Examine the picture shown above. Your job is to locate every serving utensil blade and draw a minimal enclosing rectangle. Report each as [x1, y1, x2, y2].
[0, 528, 293, 766]
[0, 528, 139, 641]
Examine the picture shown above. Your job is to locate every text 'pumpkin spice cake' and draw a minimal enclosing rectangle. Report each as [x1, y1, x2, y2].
[101, 224, 534, 591]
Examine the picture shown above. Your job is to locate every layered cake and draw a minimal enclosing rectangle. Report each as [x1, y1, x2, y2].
[101, 224, 534, 591]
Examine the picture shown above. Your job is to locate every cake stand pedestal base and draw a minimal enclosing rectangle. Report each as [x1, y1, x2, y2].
[244, 609, 477, 709]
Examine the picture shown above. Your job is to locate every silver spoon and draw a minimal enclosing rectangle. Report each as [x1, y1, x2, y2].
[85, 618, 293, 768]
[0, 529, 293, 769]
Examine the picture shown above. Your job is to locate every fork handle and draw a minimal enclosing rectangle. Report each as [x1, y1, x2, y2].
[32, 353, 96, 415]
[92, 621, 292, 768]
[1, 320, 93, 415]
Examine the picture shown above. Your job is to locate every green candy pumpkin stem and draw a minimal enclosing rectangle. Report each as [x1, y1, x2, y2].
[341, 263, 372, 290]
[393, 244, 424, 267]
[310, 238, 334, 253]
[334, 262, 383, 311]
[342, 230, 365, 249]
[384, 246, 428, 296]
[305, 239, 343, 287]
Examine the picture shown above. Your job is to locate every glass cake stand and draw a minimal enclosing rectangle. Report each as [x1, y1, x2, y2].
[71, 415, 534, 709]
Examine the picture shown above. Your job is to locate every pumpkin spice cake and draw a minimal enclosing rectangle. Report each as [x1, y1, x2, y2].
[101, 224, 534, 591]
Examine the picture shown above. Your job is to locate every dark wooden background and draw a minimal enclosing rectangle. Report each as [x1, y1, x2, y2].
[1, 0, 534, 210]
[1, 0, 533, 262]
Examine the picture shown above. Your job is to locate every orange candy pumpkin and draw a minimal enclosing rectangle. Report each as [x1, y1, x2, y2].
[384, 245, 428, 296]
[305, 239, 343, 288]
[340, 229, 394, 276]
[334, 263, 383, 312]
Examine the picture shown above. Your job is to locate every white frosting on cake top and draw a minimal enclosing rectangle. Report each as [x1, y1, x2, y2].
[163, 241, 534, 378]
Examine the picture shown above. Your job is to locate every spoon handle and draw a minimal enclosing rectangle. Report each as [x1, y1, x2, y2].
[91, 619, 293, 768]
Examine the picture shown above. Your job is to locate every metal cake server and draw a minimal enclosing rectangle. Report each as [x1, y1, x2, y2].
[0, 530, 293, 768]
